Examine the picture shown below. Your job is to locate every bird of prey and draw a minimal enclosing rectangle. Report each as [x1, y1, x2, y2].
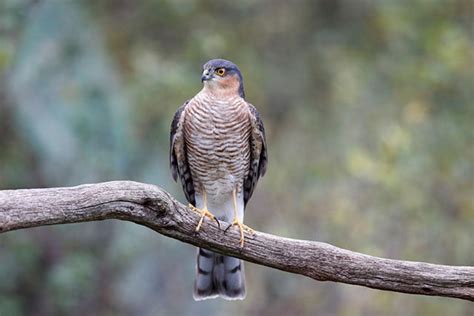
[169, 59, 268, 300]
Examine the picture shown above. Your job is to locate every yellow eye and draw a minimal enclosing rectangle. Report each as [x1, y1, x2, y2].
[215, 68, 226, 76]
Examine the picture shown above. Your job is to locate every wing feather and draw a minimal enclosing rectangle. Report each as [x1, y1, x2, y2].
[243, 103, 268, 206]
[170, 101, 196, 206]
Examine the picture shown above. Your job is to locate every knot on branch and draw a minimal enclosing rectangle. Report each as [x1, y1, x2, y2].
[142, 197, 163, 212]
[137, 190, 179, 229]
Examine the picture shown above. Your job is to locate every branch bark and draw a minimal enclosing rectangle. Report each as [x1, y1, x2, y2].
[0, 181, 472, 301]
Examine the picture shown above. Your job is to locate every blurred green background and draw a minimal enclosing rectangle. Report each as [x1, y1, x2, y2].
[0, 0, 473, 315]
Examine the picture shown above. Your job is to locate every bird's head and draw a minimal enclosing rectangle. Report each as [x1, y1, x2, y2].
[201, 59, 245, 98]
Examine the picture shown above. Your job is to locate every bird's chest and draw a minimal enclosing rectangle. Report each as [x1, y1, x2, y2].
[184, 100, 251, 189]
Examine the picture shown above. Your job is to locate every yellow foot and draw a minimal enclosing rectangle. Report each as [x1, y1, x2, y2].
[188, 204, 220, 232]
[224, 219, 255, 248]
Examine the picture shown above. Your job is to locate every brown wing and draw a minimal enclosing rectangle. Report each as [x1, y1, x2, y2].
[243, 103, 268, 207]
[170, 100, 196, 206]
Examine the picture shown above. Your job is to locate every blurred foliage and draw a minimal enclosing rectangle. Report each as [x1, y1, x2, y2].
[0, 0, 473, 315]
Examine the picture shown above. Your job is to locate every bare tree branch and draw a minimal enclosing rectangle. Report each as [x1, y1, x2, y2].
[0, 181, 472, 301]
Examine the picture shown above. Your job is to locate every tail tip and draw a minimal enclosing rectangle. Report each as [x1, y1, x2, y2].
[193, 287, 246, 301]
[193, 292, 219, 301]
[193, 293, 246, 301]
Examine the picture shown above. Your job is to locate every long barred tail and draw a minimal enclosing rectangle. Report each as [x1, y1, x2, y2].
[193, 248, 246, 301]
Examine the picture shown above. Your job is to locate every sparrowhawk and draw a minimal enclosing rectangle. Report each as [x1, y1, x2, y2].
[169, 59, 268, 300]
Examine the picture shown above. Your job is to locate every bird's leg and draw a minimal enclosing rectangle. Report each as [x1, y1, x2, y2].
[189, 191, 220, 231]
[224, 189, 255, 248]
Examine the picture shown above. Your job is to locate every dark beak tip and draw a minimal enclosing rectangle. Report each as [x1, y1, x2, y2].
[201, 75, 211, 82]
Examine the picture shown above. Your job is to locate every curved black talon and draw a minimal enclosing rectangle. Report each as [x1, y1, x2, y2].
[213, 217, 221, 229]
[224, 222, 233, 233]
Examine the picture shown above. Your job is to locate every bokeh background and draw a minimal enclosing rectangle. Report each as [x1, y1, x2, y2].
[0, 0, 473, 315]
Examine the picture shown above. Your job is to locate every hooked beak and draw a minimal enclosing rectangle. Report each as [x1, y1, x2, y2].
[201, 68, 213, 82]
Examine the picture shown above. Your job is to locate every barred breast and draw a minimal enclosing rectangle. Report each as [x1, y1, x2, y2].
[183, 92, 251, 197]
